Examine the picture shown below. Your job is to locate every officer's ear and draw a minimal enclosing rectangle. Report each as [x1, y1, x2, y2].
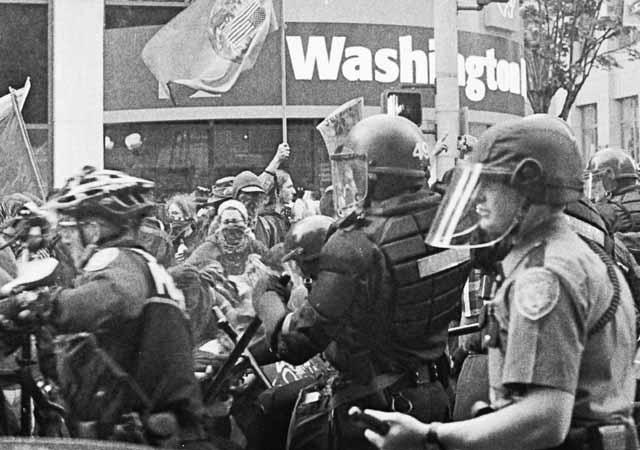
[511, 158, 543, 189]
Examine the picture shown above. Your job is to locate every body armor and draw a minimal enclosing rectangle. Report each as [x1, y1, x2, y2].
[611, 188, 640, 233]
[360, 196, 470, 345]
[565, 198, 615, 255]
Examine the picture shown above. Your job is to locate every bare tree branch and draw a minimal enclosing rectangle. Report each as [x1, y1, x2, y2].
[523, 0, 637, 117]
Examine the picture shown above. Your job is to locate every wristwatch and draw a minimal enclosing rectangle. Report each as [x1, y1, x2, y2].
[423, 422, 445, 450]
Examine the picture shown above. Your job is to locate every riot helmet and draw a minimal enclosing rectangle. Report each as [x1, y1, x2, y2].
[46, 166, 155, 223]
[282, 215, 334, 278]
[426, 114, 584, 249]
[584, 147, 638, 201]
[331, 115, 426, 216]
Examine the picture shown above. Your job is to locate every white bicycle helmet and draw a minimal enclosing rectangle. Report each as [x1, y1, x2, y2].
[46, 166, 155, 221]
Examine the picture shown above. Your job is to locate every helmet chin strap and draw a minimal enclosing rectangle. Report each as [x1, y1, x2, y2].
[466, 198, 532, 250]
[76, 221, 89, 248]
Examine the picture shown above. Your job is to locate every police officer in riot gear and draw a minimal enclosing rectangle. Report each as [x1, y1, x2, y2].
[245, 214, 335, 450]
[585, 147, 640, 233]
[253, 115, 470, 450]
[364, 114, 638, 450]
[37, 167, 219, 449]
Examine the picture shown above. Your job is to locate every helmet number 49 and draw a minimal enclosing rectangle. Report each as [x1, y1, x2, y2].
[412, 142, 430, 161]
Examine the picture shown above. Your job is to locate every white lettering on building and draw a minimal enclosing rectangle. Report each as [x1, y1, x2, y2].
[496, 0, 516, 19]
[286, 35, 345, 80]
[286, 35, 526, 103]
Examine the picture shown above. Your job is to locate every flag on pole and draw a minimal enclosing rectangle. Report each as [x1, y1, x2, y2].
[142, 0, 278, 97]
[0, 78, 45, 199]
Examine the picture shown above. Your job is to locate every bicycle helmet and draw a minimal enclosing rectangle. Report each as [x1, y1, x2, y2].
[46, 166, 155, 222]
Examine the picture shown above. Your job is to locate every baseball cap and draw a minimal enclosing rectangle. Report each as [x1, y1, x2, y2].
[232, 171, 266, 198]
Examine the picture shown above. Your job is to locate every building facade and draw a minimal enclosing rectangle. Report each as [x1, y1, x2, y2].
[566, 38, 640, 164]
[1, 0, 525, 198]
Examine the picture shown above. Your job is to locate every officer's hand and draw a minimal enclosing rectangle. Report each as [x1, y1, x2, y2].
[254, 273, 291, 302]
[268, 273, 292, 300]
[14, 289, 52, 326]
[0, 314, 20, 334]
[362, 409, 431, 450]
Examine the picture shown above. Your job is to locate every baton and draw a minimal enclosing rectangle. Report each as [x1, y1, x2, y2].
[204, 316, 263, 403]
[213, 306, 272, 389]
[448, 323, 481, 337]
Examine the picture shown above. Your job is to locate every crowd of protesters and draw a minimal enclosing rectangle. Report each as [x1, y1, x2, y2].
[0, 140, 332, 449]
[0, 116, 638, 450]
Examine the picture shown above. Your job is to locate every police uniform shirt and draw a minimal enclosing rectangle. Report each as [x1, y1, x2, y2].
[53, 246, 154, 333]
[487, 213, 636, 427]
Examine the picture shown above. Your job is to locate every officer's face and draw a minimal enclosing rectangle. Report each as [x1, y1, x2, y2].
[475, 181, 524, 237]
[57, 218, 99, 268]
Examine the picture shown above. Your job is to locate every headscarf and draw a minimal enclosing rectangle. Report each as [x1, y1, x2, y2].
[212, 200, 251, 254]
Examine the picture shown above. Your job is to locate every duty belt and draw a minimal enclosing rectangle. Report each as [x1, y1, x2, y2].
[412, 362, 440, 385]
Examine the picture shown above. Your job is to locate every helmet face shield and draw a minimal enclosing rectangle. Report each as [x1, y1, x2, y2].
[583, 170, 609, 203]
[426, 162, 521, 249]
[331, 150, 368, 217]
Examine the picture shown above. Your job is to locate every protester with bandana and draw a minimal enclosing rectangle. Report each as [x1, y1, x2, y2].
[185, 200, 267, 275]
[165, 193, 205, 262]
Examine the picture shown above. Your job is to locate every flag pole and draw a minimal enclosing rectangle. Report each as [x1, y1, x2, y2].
[9, 87, 47, 200]
[280, 0, 287, 144]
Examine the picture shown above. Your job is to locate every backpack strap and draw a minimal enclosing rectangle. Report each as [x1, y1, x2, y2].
[127, 248, 185, 309]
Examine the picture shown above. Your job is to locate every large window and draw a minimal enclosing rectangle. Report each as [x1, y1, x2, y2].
[104, 120, 327, 199]
[618, 96, 639, 161]
[578, 103, 598, 160]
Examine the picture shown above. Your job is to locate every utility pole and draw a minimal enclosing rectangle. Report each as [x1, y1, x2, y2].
[434, 0, 460, 180]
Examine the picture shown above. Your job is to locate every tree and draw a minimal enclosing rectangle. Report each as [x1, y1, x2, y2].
[522, 0, 640, 119]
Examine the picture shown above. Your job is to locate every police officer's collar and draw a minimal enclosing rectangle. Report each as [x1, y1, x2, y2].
[368, 190, 440, 217]
[501, 212, 567, 277]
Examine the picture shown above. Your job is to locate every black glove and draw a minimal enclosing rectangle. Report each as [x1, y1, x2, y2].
[265, 273, 292, 302]
[0, 289, 53, 330]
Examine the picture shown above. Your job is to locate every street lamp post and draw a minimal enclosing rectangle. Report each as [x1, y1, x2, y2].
[434, 0, 460, 179]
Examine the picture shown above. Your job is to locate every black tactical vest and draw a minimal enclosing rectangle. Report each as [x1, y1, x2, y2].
[361, 200, 470, 345]
[611, 188, 640, 233]
[565, 198, 615, 256]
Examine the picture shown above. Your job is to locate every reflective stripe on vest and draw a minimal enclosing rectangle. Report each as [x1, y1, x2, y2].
[128, 248, 186, 307]
[417, 248, 470, 278]
[565, 214, 606, 248]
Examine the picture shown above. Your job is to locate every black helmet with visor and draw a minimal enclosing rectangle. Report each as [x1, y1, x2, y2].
[426, 114, 584, 249]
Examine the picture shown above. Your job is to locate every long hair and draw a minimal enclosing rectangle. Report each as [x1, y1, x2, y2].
[166, 193, 197, 222]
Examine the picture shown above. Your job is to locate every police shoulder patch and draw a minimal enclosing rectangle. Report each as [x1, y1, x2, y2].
[513, 268, 560, 321]
[83, 248, 120, 272]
